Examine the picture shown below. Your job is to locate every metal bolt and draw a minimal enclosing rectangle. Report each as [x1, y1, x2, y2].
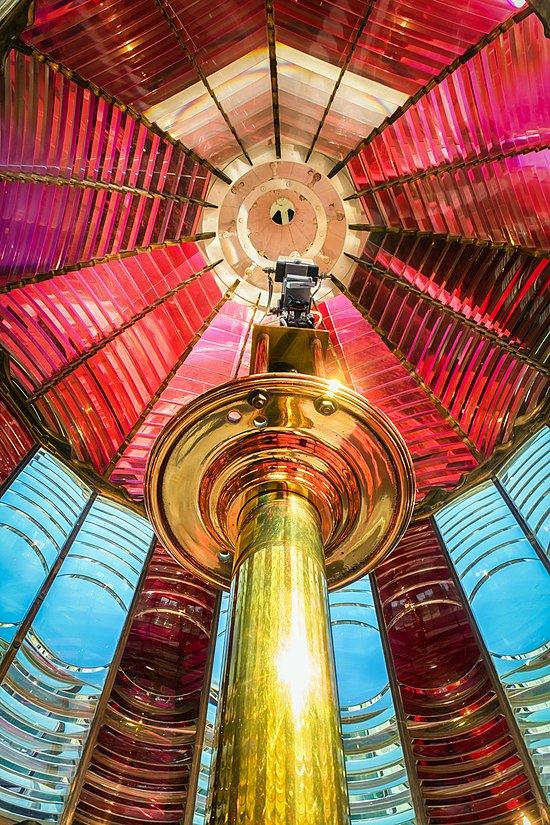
[248, 389, 269, 409]
[315, 396, 337, 416]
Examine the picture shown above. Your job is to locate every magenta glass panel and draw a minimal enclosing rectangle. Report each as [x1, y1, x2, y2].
[1, 50, 211, 201]
[0, 399, 34, 485]
[375, 520, 539, 824]
[349, 14, 548, 188]
[27, 271, 221, 472]
[0, 51, 209, 286]
[73, 545, 216, 825]
[0, 181, 204, 285]
[275, 0, 373, 69]
[349, 263, 548, 457]
[347, 0, 515, 96]
[319, 294, 478, 499]
[24, 0, 265, 111]
[110, 300, 255, 497]
[351, 150, 550, 250]
[0, 244, 209, 393]
[357, 233, 550, 364]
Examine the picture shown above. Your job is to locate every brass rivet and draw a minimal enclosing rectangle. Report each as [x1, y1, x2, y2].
[315, 396, 337, 416]
[248, 389, 269, 409]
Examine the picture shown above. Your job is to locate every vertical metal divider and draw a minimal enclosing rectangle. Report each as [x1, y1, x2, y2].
[60, 534, 158, 825]
[0, 491, 97, 684]
[493, 476, 550, 576]
[0, 441, 39, 499]
[369, 572, 429, 825]
[183, 590, 223, 825]
[431, 516, 549, 822]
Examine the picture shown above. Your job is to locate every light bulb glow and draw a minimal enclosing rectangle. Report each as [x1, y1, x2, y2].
[276, 546, 313, 718]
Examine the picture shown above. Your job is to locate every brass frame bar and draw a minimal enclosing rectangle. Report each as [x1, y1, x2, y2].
[370, 573, 429, 825]
[183, 591, 222, 825]
[0, 169, 218, 206]
[152, 0, 253, 165]
[346, 141, 550, 199]
[232, 292, 261, 378]
[60, 533, 158, 825]
[328, 7, 532, 179]
[342, 253, 550, 377]
[104, 281, 239, 477]
[0, 233, 217, 294]
[493, 475, 550, 576]
[14, 41, 232, 185]
[0, 492, 97, 685]
[432, 517, 550, 821]
[330, 275, 483, 462]
[345, 226, 550, 258]
[266, 0, 282, 159]
[305, 0, 377, 162]
[28, 261, 224, 401]
[0, 440, 39, 499]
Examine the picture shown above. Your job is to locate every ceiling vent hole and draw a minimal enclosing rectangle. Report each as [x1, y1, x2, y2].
[270, 197, 295, 225]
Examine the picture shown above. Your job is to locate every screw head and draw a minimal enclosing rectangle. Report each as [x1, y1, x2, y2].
[315, 396, 337, 416]
[248, 389, 269, 409]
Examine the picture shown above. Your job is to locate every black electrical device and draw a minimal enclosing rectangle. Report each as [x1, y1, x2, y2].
[265, 256, 321, 329]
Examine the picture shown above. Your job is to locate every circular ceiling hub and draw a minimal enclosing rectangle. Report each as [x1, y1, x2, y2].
[201, 149, 365, 304]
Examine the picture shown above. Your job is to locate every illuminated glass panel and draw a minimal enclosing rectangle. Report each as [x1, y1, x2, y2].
[497, 426, 550, 555]
[435, 468, 550, 801]
[0, 491, 154, 822]
[192, 582, 417, 823]
[329, 578, 417, 824]
[0, 449, 91, 653]
[193, 593, 230, 825]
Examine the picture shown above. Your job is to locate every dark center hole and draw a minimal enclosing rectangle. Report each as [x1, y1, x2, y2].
[271, 207, 295, 225]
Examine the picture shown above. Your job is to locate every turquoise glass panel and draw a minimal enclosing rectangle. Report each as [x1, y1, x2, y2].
[193, 581, 417, 823]
[193, 593, 230, 825]
[0, 449, 91, 653]
[330, 579, 416, 825]
[497, 426, 549, 556]
[0, 494, 154, 822]
[435, 473, 550, 801]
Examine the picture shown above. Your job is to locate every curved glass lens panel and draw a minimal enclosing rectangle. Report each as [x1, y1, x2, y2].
[435, 468, 550, 801]
[0, 449, 91, 653]
[193, 593, 230, 825]
[0, 492, 154, 822]
[329, 578, 417, 824]
[497, 426, 550, 556]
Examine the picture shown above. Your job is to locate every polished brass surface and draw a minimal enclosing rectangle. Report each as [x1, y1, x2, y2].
[311, 336, 326, 378]
[250, 325, 330, 376]
[252, 331, 270, 374]
[145, 372, 415, 591]
[208, 492, 350, 825]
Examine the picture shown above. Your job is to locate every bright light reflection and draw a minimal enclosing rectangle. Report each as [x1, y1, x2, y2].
[326, 379, 342, 396]
[507, 0, 527, 6]
[521, 816, 532, 825]
[277, 547, 312, 718]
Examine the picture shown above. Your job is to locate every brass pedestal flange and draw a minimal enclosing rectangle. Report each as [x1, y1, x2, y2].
[145, 373, 415, 590]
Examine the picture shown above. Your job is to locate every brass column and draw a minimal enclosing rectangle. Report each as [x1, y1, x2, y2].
[145, 339, 415, 825]
[210, 491, 349, 824]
